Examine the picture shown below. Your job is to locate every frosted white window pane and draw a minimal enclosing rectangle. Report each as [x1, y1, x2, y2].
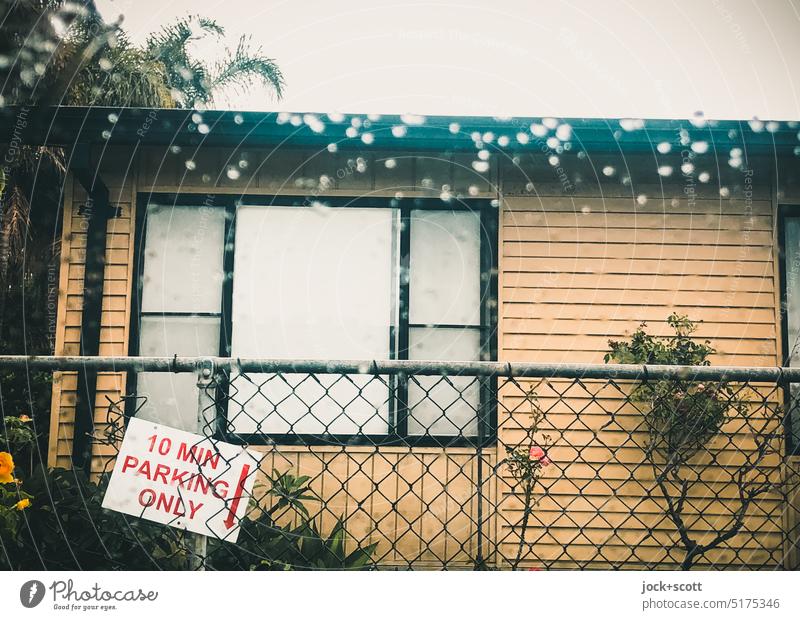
[228, 374, 389, 435]
[136, 316, 220, 432]
[141, 205, 225, 313]
[407, 327, 481, 436]
[231, 206, 393, 358]
[784, 219, 800, 447]
[229, 206, 394, 434]
[410, 210, 480, 325]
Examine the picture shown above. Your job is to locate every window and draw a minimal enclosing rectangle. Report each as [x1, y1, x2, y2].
[131, 195, 497, 444]
[779, 208, 800, 454]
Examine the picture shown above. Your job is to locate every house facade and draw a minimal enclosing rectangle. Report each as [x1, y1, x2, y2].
[18, 107, 800, 568]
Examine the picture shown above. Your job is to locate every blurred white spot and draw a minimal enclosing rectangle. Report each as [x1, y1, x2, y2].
[327, 143, 338, 153]
[748, 118, 764, 132]
[657, 165, 673, 177]
[602, 166, 615, 177]
[361, 132, 374, 145]
[107, 113, 118, 124]
[233, 114, 244, 125]
[546, 136, 560, 149]
[691, 141, 709, 154]
[290, 115, 302, 127]
[636, 194, 648, 205]
[384, 158, 397, 169]
[276, 112, 290, 124]
[498, 135, 510, 147]
[548, 155, 559, 166]
[449, 122, 460, 134]
[656, 142, 671, 154]
[719, 187, 730, 198]
[185, 160, 196, 170]
[345, 127, 358, 138]
[478, 149, 490, 161]
[391, 125, 407, 138]
[530, 124, 547, 138]
[197, 123, 210, 134]
[556, 124, 572, 141]
[440, 189, 453, 201]
[681, 162, 694, 175]
[525, 182, 534, 192]
[356, 157, 367, 173]
[400, 114, 426, 125]
[472, 161, 490, 173]
[698, 171, 711, 183]
[690, 112, 707, 128]
[482, 132, 495, 143]
[226, 167, 240, 180]
[619, 118, 644, 131]
[516, 132, 530, 145]
[581, 205, 591, 214]
[542, 117, 558, 129]
[304, 114, 325, 133]
[327, 112, 345, 123]
[766, 121, 780, 133]
[490, 199, 500, 208]
[468, 185, 480, 196]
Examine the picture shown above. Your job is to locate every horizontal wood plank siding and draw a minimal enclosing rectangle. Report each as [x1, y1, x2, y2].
[497, 191, 785, 569]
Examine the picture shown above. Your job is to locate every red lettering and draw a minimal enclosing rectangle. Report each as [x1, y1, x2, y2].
[138, 488, 156, 507]
[187, 500, 203, 519]
[137, 460, 152, 478]
[155, 493, 174, 513]
[121, 455, 139, 474]
[153, 464, 170, 485]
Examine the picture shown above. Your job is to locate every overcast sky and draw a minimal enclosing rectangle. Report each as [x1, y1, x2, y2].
[96, 0, 800, 121]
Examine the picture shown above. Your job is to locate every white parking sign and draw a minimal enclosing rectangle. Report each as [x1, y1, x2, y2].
[102, 418, 261, 542]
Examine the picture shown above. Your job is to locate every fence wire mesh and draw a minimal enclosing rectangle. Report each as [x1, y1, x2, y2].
[5, 358, 800, 570]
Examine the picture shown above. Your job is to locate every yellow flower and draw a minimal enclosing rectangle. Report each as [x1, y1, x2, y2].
[0, 452, 14, 484]
[18, 415, 32, 423]
[14, 498, 31, 511]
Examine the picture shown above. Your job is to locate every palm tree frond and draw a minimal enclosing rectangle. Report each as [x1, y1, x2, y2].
[206, 34, 284, 102]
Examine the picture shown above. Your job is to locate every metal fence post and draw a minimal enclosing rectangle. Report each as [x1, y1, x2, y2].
[188, 358, 216, 570]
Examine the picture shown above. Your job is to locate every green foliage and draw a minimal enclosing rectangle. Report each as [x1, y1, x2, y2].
[605, 313, 714, 366]
[0, 464, 376, 571]
[605, 314, 745, 464]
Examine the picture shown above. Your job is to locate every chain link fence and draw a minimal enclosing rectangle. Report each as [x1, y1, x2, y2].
[3, 356, 800, 570]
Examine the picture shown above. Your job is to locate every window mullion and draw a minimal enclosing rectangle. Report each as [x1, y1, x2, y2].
[396, 204, 411, 439]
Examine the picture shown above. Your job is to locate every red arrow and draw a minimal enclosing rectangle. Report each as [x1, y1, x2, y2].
[223, 463, 251, 529]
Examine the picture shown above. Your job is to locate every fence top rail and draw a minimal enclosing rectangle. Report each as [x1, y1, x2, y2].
[0, 355, 798, 382]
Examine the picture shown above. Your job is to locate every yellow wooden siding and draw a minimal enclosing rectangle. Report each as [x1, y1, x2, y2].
[497, 190, 788, 569]
[49, 149, 138, 470]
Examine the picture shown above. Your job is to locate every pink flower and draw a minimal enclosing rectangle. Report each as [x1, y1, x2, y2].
[529, 446, 551, 466]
